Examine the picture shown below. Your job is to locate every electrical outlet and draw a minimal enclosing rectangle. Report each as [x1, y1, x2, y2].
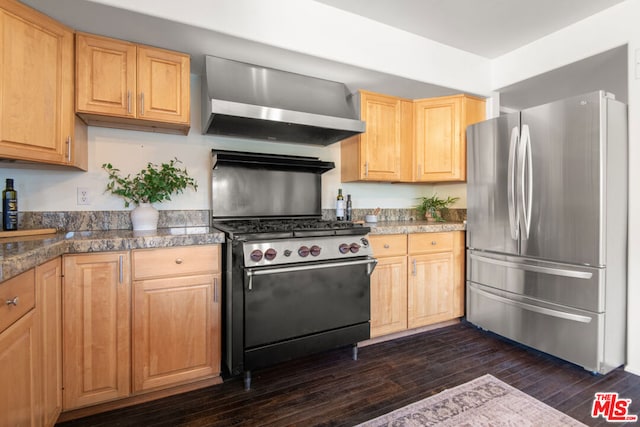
[77, 187, 90, 205]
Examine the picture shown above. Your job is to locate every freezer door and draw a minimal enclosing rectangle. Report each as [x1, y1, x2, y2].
[467, 250, 604, 312]
[466, 282, 615, 374]
[466, 113, 520, 255]
[519, 91, 605, 266]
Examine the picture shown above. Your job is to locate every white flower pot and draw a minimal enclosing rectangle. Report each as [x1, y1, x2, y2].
[131, 203, 159, 231]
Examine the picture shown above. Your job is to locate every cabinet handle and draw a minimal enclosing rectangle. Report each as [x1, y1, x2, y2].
[364, 162, 369, 177]
[66, 136, 71, 161]
[127, 90, 132, 114]
[213, 278, 219, 303]
[140, 92, 145, 115]
[175, 258, 183, 264]
[383, 244, 390, 249]
[412, 259, 416, 276]
[6, 296, 18, 306]
[119, 255, 124, 284]
[431, 241, 437, 245]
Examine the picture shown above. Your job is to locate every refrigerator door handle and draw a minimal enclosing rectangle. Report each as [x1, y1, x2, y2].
[518, 125, 533, 240]
[508, 126, 520, 240]
[469, 253, 593, 279]
[471, 285, 593, 324]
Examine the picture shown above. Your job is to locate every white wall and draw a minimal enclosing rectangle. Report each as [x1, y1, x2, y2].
[492, 0, 640, 375]
[0, 75, 446, 212]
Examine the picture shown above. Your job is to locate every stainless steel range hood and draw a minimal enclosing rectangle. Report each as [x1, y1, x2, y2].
[201, 56, 365, 145]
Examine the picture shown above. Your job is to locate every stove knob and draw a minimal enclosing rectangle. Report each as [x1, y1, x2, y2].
[310, 245, 321, 256]
[264, 248, 277, 261]
[339, 243, 350, 254]
[350, 243, 361, 253]
[298, 246, 310, 257]
[250, 249, 263, 262]
[360, 237, 369, 247]
[284, 249, 292, 257]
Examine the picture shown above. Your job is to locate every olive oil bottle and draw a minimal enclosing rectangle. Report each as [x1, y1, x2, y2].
[2, 178, 18, 231]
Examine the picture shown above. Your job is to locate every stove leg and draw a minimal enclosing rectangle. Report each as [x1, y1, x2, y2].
[352, 344, 358, 361]
[244, 370, 251, 391]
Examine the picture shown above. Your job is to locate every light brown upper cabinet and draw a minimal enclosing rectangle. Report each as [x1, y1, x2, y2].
[341, 91, 413, 182]
[76, 32, 191, 135]
[413, 94, 485, 182]
[0, 0, 87, 170]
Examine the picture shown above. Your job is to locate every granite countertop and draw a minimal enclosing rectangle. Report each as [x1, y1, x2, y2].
[366, 220, 466, 235]
[0, 227, 225, 283]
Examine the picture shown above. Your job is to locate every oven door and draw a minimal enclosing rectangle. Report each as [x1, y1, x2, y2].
[243, 257, 377, 349]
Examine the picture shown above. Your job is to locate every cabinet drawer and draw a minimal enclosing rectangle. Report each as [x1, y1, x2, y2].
[0, 269, 35, 334]
[369, 234, 407, 257]
[408, 232, 454, 254]
[133, 245, 219, 280]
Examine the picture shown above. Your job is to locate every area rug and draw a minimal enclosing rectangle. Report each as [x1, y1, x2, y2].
[356, 374, 587, 426]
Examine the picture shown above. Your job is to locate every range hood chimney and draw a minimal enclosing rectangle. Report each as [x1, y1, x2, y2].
[201, 56, 365, 145]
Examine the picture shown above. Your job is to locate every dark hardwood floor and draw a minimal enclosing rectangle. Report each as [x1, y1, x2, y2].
[57, 322, 640, 426]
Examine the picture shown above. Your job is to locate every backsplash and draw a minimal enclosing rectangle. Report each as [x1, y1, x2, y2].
[322, 208, 467, 222]
[18, 210, 210, 231]
[16, 208, 466, 231]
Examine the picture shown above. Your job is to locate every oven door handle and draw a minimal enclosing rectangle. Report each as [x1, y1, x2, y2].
[244, 257, 378, 290]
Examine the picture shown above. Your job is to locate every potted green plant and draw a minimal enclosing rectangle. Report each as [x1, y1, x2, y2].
[102, 158, 197, 231]
[416, 194, 459, 222]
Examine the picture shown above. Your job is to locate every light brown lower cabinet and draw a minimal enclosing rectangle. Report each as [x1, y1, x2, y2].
[37, 258, 63, 426]
[132, 245, 221, 392]
[63, 252, 132, 410]
[0, 259, 63, 426]
[62, 245, 221, 412]
[369, 231, 465, 338]
[0, 269, 39, 426]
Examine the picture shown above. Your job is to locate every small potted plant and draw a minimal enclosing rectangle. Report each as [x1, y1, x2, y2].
[102, 158, 198, 231]
[416, 194, 459, 222]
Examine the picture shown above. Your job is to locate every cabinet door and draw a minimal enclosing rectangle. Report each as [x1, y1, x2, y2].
[0, 268, 39, 427]
[36, 258, 62, 427]
[408, 252, 454, 328]
[415, 97, 462, 182]
[133, 273, 220, 392]
[76, 33, 137, 118]
[63, 252, 131, 410]
[360, 92, 402, 181]
[137, 46, 190, 124]
[0, 2, 73, 165]
[0, 310, 39, 427]
[370, 256, 407, 338]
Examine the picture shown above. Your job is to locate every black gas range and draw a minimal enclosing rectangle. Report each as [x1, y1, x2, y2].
[211, 150, 376, 390]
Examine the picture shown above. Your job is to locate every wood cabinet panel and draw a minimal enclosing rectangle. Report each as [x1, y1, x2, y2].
[414, 94, 485, 182]
[63, 252, 131, 410]
[137, 46, 190, 124]
[36, 258, 62, 426]
[0, 269, 35, 333]
[408, 232, 454, 254]
[368, 234, 407, 257]
[76, 33, 137, 117]
[133, 245, 219, 280]
[408, 252, 455, 328]
[132, 273, 220, 392]
[341, 91, 405, 182]
[0, 309, 39, 427]
[370, 255, 407, 338]
[0, 0, 85, 169]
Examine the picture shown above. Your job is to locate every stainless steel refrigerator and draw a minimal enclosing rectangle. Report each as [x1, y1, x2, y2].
[466, 90, 627, 374]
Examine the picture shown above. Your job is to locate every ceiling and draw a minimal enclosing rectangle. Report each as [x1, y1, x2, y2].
[314, 0, 626, 58]
[20, 0, 628, 104]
